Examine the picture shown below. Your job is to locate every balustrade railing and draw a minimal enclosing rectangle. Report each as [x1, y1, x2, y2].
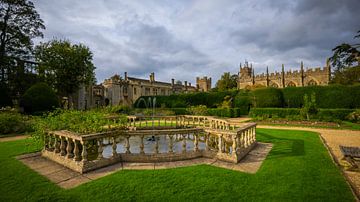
[42, 115, 256, 173]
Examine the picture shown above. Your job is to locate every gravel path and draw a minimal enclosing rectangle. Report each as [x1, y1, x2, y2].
[0, 135, 29, 142]
[257, 125, 360, 199]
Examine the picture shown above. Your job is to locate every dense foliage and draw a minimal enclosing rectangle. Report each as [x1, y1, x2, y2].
[32, 109, 127, 142]
[214, 72, 238, 91]
[0, 83, 12, 107]
[252, 88, 284, 108]
[249, 108, 355, 122]
[0, 111, 32, 135]
[20, 82, 59, 114]
[35, 39, 96, 105]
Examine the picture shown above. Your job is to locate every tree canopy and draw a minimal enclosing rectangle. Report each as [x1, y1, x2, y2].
[214, 72, 238, 91]
[330, 30, 360, 85]
[0, 0, 44, 80]
[35, 39, 96, 100]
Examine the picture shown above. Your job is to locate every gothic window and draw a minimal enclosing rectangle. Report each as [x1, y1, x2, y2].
[287, 81, 296, 87]
[270, 83, 279, 88]
[308, 80, 317, 86]
[123, 86, 128, 94]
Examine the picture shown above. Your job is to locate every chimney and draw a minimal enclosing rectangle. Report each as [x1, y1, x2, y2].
[124, 72, 128, 80]
[151, 72, 155, 82]
[184, 81, 187, 88]
[171, 78, 175, 86]
[189, 82, 191, 86]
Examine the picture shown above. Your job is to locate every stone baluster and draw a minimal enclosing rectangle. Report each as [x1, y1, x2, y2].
[74, 140, 81, 161]
[139, 118, 142, 127]
[158, 119, 160, 127]
[168, 134, 174, 153]
[54, 135, 60, 153]
[66, 138, 74, 158]
[232, 135, 237, 154]
[182, 134, 187, 153]
[164, 119, 167, 127]
[125, 135, 131, 154]
[176, 117, 178, 128]
[97, 138, 103, 159]
[194, 133, 199, 152]
[218, 135, 223, 153]
[60, 137, 66, 156]
[81, 140, 88, 162]
[112, 136, 117, 157]
[155, 137, 159, 154]
[253, 126, 256, 142]
[205, 133, 210, 151]
[48, 134, 53, 151]
[140, 135, 145, 154]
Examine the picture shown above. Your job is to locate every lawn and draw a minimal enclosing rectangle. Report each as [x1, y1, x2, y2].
[0, 129, 355, 201]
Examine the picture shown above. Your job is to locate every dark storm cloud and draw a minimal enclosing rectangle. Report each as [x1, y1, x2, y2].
[33, 0, 360, 84]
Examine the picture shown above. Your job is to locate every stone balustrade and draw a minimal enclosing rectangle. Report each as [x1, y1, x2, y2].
[42, 115, 256, 173]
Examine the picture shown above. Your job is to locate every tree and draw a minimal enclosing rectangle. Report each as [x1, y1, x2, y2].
[0, 0, 45, 81]
[35, 39, 96, 105]
[330, 30, 360, 84]
[215, 72, 237, 91]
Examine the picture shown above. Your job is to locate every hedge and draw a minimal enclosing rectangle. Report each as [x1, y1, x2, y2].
[163, 108, 244, 118]
[249, 108, 355, 121]
[134, 84, 360, 110]
[252, 88, 284, 108]
[249, 108, 301, 118]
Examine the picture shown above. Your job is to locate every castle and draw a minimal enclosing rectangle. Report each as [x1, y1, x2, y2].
[72, 72, 212, 109]
[237, 59, 331, 89]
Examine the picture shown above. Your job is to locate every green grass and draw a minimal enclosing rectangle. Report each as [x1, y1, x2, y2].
[256, 121, 360, 131]
[0, 129, 355, 201]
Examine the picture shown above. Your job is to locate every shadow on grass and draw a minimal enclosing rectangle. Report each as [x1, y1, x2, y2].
[258, 132, 305, 159]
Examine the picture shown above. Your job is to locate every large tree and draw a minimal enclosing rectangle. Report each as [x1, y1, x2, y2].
[35, 39, 96, 105]
[214, 72, 238, 91]
[330, 30, 360, 84]
[0, 0, 45, 81]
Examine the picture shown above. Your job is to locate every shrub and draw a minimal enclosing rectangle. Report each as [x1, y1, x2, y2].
[104, 105, 131, 114]
[300, 93, 318, 120]
[347, 109, 360, 123]
[253, 88, 284, 107]
[20, 83, 59, 114]
[187, 105, 208, 115]
[0, 112, 32, 135]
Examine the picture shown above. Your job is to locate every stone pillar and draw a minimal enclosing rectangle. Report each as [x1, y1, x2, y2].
[66, 138, 74, 159]
[218, 135, 223, 153]
[140, 135, 145, 154]
[112, 137, 117, 157]
[97, 138, 103, 159]
[81, 140, 88, 162]
[74, 140, 81, 161]
[194, 133, 199, 152]
[125, 136, 131, 154]
[168, 134, 174, 154]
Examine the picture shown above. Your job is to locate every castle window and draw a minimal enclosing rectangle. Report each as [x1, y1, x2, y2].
[308, 80, 317, 86]
[134, 87, 137, 95]
[287, 81, 296, 87]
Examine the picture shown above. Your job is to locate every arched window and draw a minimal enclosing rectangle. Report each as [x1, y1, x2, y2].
[308, 80, 317, 86]
[287, 81, 296, 87]
[270, 83, 279, 88]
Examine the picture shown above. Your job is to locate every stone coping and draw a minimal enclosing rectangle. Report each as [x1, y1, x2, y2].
[18, 142, 272, 189]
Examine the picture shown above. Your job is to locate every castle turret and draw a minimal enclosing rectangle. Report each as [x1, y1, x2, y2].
[281, 64, 285, 88]
[300, 61, 304, 86]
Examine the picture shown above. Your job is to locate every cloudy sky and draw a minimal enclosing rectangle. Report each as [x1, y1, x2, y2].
[33, 0, 360, 86]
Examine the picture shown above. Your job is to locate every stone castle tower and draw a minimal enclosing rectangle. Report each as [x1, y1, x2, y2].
[238, 59, 331, 89]
[196, 76, 212, 92]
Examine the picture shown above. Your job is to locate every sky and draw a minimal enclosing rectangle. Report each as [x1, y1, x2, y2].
[33, 0, 360, 86]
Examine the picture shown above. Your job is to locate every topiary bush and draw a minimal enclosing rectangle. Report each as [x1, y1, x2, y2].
[20, 82, 59, 114]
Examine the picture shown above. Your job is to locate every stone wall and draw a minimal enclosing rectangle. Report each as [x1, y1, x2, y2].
[238, 59, 331, 89]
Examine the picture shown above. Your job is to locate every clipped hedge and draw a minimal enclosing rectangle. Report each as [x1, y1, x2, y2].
[249, 108, 301, 118]
[249, 108, 355, 121]
[134, 90, 239, 108]
[252, 88, 284, 108]
[283, 85, 360, 108]
[317, 109, 355, 121]
[163, 108, 244, 118]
